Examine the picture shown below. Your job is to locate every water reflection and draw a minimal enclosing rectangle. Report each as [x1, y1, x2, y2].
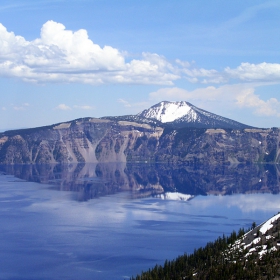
[0, 163, 280, 280]
[0, 163, 279, 201]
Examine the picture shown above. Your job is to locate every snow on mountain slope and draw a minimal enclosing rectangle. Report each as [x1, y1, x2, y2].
[138, 101, 193, 123]
[138, 101, 194, 123]
[137, 101, 253, 129]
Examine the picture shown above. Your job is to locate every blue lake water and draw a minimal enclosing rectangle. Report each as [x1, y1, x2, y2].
[0, 163, 280, 279]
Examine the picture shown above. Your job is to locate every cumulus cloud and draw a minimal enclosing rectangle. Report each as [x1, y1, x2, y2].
[225, 62, 280, 82]
[0, 21, 179, 85]
[149, 84, 280, 118]
[55, 104, 71, 110]
[235, 90, 280, 117]
[0, 20, 279, 85]
[178, 61, 280, 84]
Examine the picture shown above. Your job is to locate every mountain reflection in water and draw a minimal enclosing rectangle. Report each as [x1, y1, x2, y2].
[0, 163, 279, 201]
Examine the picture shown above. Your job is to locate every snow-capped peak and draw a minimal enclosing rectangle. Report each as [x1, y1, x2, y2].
[138, 101, 195, 123]
[137, 101, 253, 129]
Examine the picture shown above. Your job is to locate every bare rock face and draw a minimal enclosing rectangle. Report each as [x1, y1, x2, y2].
[0, 116, 279, 165]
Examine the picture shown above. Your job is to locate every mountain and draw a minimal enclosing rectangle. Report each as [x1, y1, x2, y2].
[0, 101, 279, 165]
[137, 101, 253, 129]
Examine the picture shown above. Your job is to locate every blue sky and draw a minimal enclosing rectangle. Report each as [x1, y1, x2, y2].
[0, 0, 280, 130]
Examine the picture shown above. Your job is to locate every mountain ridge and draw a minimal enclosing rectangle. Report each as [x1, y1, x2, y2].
[0, 101, 279, 165]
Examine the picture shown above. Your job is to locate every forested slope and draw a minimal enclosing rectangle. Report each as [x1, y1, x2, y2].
[131, 214, 280, 280]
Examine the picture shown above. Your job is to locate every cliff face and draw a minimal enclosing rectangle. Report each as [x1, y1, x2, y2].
[0, 118, 163, 164]
[125, 126, 280, 165]
[0, 118, 279, 165]
[153, 127, 280, 164]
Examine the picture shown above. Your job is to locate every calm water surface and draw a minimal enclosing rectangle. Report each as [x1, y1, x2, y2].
[0, 163, 280, 279]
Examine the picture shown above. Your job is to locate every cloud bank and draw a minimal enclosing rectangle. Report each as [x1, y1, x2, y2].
[149, 85, 280, 118]
[0, 20, 280, 85]
[0, 21, 178, 85]
[54, 104, 94, 111]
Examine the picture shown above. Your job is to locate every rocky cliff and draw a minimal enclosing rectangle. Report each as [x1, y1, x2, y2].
[0, 116, 279, 165]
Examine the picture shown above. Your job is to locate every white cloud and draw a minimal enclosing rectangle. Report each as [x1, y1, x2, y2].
[12, 103, 30, 111]
[0, 21, 279, 86]
[235, 90, 280, 117]
[0, 21, 179, 85]
[118, 99, 131, 108]
[225, 62, 280, 82]
[179, 61, 280, 84]
[73, 105, 94, 110]
[149, 84, 280, 118]
[174, 59, 225, 84]
[55, 104, 71, 110]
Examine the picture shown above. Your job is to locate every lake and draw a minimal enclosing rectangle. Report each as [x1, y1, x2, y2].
[0, 163, 279, 279]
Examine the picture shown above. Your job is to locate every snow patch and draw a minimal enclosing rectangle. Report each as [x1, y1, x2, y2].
[157, 192, 193, 201]
[140, 101, 192, 123]
[253, 237, 261, 245]
[259, 213, 280, 235]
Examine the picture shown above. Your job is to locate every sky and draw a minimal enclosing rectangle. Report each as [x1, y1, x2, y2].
[0, 0, 280, 130]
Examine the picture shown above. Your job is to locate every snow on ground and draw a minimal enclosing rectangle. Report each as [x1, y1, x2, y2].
[158, 192, 193, 201]
[159, 102, 192, 123]
[140, 101, 193, 123]
[253, 237, 261, 245]
[266, 235, 273, 240]
[243, 237, 261, 250]
[259, 213, 280, 235]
